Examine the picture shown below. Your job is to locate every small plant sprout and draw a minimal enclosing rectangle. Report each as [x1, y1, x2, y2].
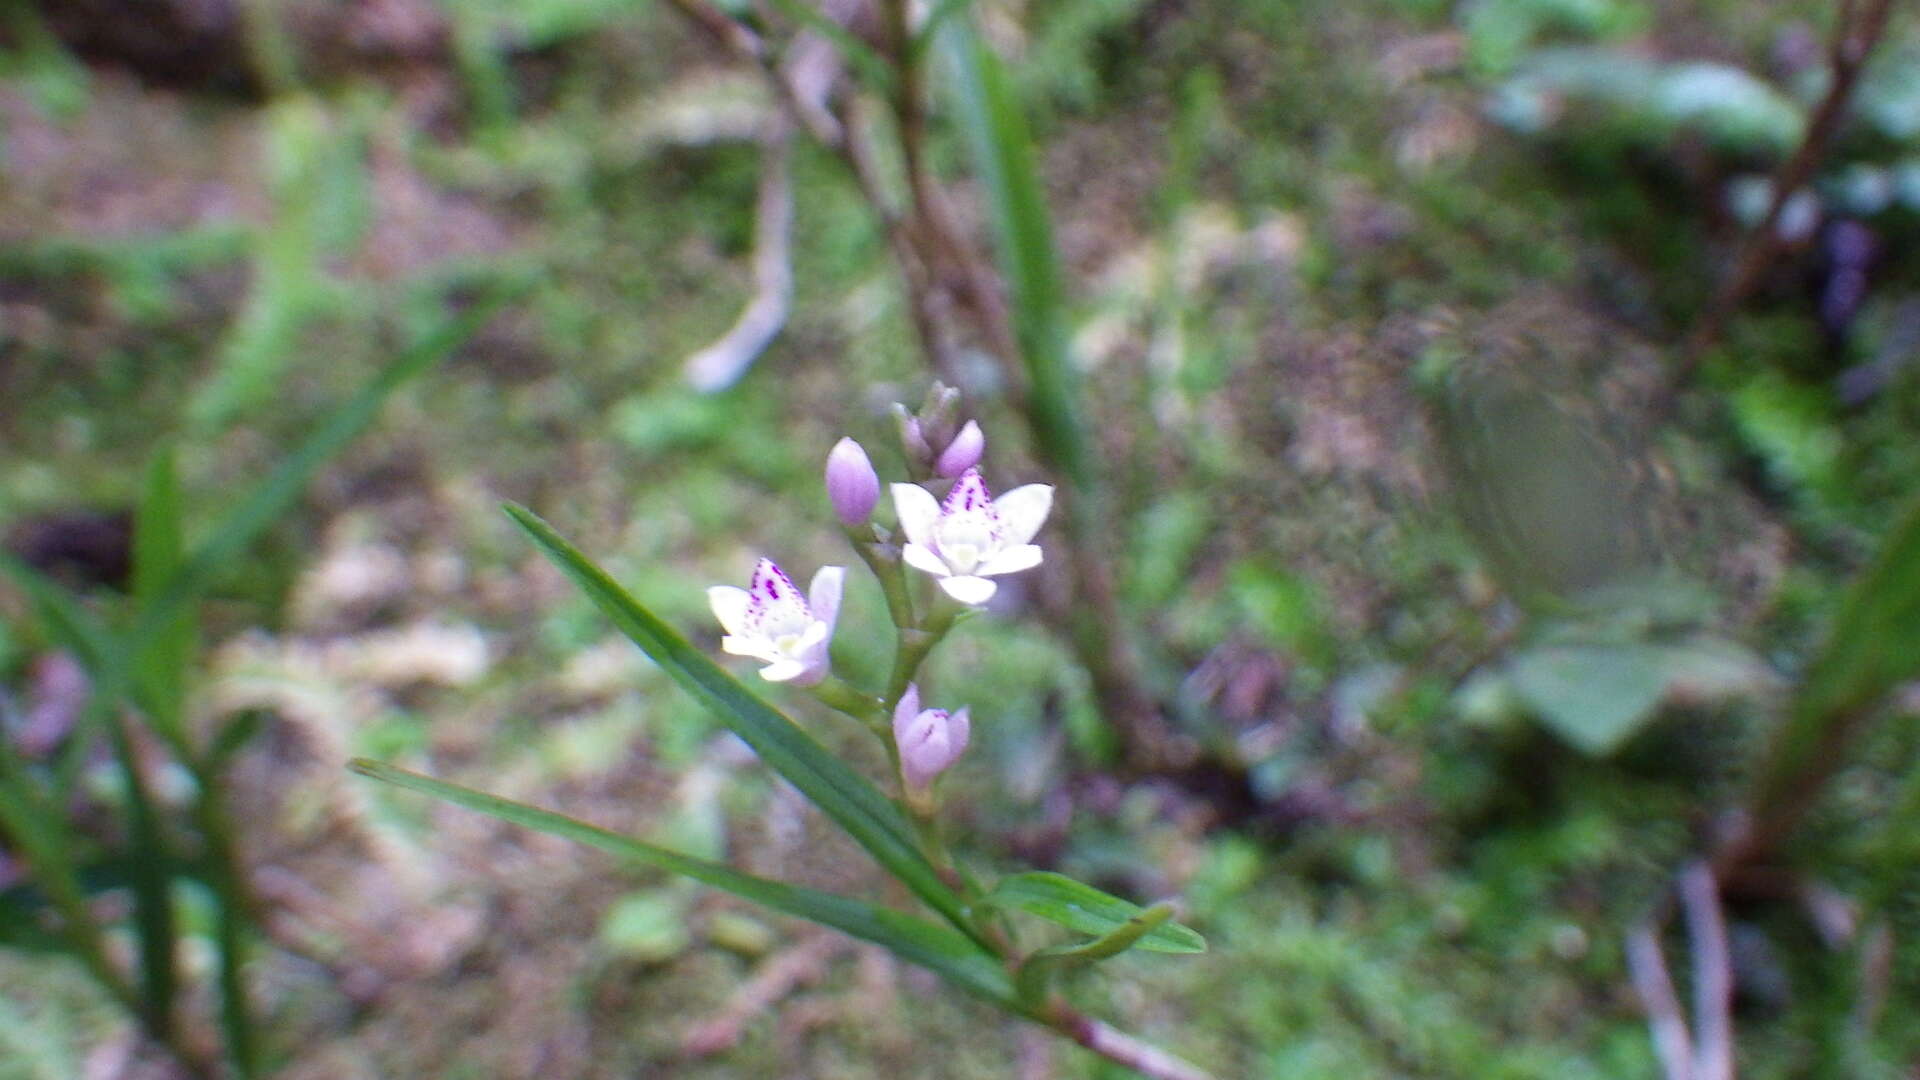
[893, 683, 970, 810]
[708, 558, 844, 685]
[935, 419, 986, 478]
[355, 398, 1213, 1080]
[824, 437, 881, 526]
[893, 468, 1053, 606]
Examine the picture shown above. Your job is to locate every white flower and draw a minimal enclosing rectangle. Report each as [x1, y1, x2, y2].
[708, 558, 844, 685]
[890, 468, 1052, 605]
[893, 683, 970, 792]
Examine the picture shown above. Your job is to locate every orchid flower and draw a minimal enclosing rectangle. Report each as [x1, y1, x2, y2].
[891, 468, 1053, 605]
[708, 558, 844, 685]
[893, 683, 970, 792]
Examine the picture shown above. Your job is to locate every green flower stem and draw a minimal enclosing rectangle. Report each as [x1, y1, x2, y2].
[846, 523, 916, 631]
[809, 675, 888, 734]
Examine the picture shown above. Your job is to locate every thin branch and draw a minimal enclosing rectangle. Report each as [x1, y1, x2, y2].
[1852, 919, 1893, 1037]
[1680, 863, 1734, 1080]
[1052, 1006, 1219, 1080]
[1628, 923, 1694, 1080]
[1665, 0, 1897, 406]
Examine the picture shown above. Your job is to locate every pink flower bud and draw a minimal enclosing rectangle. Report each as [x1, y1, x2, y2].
[893, 683, 971, 792]
[934, 420, 985, 478]
[824, 437, 881, 526]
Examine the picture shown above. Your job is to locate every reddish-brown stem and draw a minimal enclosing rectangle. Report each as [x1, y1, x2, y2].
[1047, 1002, 1218, 1080]
[1667, 0, 1897, 402]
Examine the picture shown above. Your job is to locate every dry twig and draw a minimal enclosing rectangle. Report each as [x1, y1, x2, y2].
[1664, 0, 1898, 408]
[685, 116, 797, 391]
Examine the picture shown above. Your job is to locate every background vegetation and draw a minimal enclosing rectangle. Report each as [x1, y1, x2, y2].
[3, 0, 1919, 1076]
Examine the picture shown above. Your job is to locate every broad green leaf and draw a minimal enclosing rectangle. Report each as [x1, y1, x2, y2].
[940, 16, 1090, 487]
[981, 872, 1205, 954]
[1507, 642, 1669, 755]
[502, 505, 981, 945]
[350, 760, 1020, 1010]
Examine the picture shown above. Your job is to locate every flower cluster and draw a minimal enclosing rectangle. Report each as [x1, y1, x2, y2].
[707, 387, 1051, 799]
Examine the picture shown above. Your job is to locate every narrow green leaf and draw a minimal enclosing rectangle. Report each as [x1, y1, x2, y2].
[981, 872, 1205, 954]
[0, 556, 149, 790]
[129, 283, 522, 654]
[1031, 902, 1177, 963]
[349, 759, 1020, 1009]
[1015, 902, 1179, 1000]
[501, 505, 980, 944]
[101, 708, 177, 1045]
[132, 449, 194, 745]
[1751, 495, 1920, 820]
[0, 745, 140, 1018]
[939, 16, 1090, 487]
[909, 0, 973, 60]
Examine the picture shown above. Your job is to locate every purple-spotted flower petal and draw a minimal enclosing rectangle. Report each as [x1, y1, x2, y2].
[890, 468, 1052, 605]
[708, 558, 844, 685]
[893, 683, 971, 792]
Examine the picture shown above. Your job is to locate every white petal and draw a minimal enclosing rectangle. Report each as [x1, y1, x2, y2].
[977, 544, 1042, 577]
[807, 565, 845, 631]
[992, 484, 1054, 546]
[759, 659, 808, 682]
[901, 542, 952, 578]
[891, 483, 941, 548]
[795, 619, 830, 657]
[708, 586, 752, 635]
[938, 575, 998, 605]
[721, 634, 764, 658]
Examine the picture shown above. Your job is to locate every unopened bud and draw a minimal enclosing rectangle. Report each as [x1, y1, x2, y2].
[919, 383, 962, 455]
[934, 419, 984, 478]
[824, 437, 881, 526]
[894, 683, 970, 793]
[892, 402, 933, 467]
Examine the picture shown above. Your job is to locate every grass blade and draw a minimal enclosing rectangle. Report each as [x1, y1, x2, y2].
[129, 283, 522, 653]
[0, 742, 140, 1020]
[132, 449, 194, 745]
[502, 505, 981, 944]
[938, 16, 1089, 486]
[1747, 495, 1920, 842]
[349, 760, 1019, 1008]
